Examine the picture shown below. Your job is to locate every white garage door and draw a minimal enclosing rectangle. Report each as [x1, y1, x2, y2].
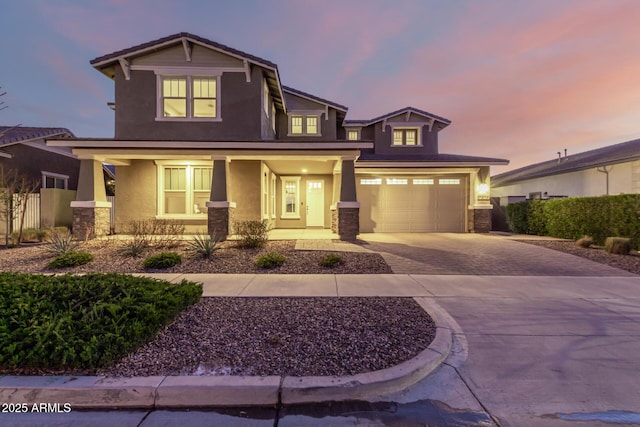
[358, 176, 467, 232]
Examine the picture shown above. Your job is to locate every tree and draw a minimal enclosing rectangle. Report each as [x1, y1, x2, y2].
[0, 165, 40, 247]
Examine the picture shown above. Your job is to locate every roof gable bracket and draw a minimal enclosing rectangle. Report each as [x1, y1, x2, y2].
[118, 57, 131, 80]
[244, 60, 251, 83]
[325, 105, 329, 121]
[405, 111, 411, 122]
[182, 39, 192, 62]
[427, 118, 434, 132]
[382, 118, 387, 132]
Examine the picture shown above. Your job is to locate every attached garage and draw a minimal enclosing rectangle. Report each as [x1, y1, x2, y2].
[357, 175, 467, 232]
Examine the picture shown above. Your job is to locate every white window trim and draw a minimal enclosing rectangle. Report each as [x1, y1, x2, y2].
[155, 160, 212, 219]
[270, 173, 276, 219]
[346, 128, 361, 141]
[261, 164, 270, 220]
[281, 176, 301, 219]
[390, 124, 423, 147]
[287, 110, 323, 136]
[42, 171, 69, 190]
[155, 73, 222, 122]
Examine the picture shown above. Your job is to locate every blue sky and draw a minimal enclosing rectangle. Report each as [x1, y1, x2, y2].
[1, 0, 640, 173]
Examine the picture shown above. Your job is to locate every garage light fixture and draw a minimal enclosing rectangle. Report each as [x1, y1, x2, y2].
[477, 183, 490, 195]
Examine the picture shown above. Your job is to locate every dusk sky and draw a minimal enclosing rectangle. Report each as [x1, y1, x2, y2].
[1, 0, 640, 174]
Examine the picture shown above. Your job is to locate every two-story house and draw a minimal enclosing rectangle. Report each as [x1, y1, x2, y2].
[47, 33, 508, 239]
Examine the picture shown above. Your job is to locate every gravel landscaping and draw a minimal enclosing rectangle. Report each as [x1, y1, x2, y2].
[0, 239, 391, 274]
[100, 297, 435, 377]
[518, 239, 640, 275]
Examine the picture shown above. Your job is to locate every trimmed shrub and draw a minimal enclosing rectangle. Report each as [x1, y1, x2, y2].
[256, 252, 285, 269]
[576, 236, 594, 248]
[119, 236, 149, 258]
[187, 231, 222, 258]
[319, 253, 343, 268]
[604, 237, 632, 255]
[235, 220, 270, 248]
[143, 252, 182, 269]
[48, 251, 93, 269]
[505, 195, 640, 248]
[0, 272, 201, 370]
[123, 218, 185, 249]
[14, 228, 49, 243]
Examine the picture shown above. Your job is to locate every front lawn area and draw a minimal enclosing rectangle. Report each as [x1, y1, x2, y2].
[0, 273, 202, 374]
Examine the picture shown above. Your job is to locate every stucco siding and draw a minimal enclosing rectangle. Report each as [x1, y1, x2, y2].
[229, 160, 261, 224]
[114, 160, 157, 232]
[492, 161, 635, 204]
[114, 67, 263, 141]
[0, 144, 79, 190]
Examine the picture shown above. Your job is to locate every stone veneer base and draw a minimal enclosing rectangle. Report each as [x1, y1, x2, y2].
[72, 207, 111, 239]
[208, 206, 234, 241]
[337, 207, 359, 241]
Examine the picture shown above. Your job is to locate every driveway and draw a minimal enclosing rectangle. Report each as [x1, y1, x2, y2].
[359, 233, 635, 276]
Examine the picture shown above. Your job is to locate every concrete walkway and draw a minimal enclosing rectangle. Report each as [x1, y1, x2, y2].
[4, 234, 640, 426]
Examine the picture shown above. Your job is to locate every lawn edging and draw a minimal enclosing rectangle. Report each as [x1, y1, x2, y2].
[0, 298, 452, 408]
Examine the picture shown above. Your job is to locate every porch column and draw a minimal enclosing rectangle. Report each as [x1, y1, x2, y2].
[206, 158, 235, 241]
[70, 159, 111, 239]
[336, 158, 360, 240]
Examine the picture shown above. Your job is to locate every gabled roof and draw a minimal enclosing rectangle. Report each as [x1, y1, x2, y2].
[0, 126, 75, 146]
[90, 32, 286, 112]
[344, 106, 451, 128]
[492, 137, 640, 187]
[90, 32, 277, 69]
[282, 86, 348, 112]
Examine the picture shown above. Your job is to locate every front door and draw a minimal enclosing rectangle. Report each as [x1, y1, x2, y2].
[306, 180, 324, 227]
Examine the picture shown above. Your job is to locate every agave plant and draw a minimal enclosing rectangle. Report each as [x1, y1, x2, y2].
[187, 231, 222, 258]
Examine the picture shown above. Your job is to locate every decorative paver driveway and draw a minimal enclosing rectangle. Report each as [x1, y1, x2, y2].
[359, 233, 635, 276]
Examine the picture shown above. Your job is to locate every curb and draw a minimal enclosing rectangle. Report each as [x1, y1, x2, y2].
[0, 298, 451, 409]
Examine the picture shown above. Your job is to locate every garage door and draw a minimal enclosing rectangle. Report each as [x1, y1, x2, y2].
[357, 176, 467, 232]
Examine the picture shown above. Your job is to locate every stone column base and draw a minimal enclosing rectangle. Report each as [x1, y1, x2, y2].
[72, 207, 111, 239]
[337, 207, 359, 241]
[330, 207, 338, 233]
[208, 206, 235, 241]
[472, 208, 492, 233]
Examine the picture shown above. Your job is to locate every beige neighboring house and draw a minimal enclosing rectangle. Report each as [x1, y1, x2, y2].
[492, 138, 640, 205]
[47, 32, 508, 239]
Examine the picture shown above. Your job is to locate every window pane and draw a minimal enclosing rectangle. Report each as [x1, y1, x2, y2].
[386, 178, 408, 185]
[164, 168, 186, 190]
[413, 179, 434, 185]
[360, 178, 381, 185]
[306, 116, 318, 134]
[291, 116, 303, 134]
[164, 98, 187, 117]
[193, 192, 209, 214]
[285, 180, 297, 213]
[348, 130, 358, 140]
[193, 78, 215, 98]
[164, 193, 186, 214]
[439, 178, 461, 185]
[45, 176, 55, 188]
[405, 130, 417, 145]
[393, 130, 403, 145]
[193, 99, 216, 118]
[54, 178, 65, 189]
[163, 77, 186, 97]
[193, 168, 212, 191]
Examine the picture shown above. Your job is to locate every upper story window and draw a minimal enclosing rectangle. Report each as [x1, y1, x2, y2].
[347, 129, 360, 140]
[392, 128, 419, 146]
[158, 75, 219, 121]
[288, 114, 321, 136]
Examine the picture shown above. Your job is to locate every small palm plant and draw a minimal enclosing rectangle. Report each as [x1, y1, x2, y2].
[187, 231, 222, 258]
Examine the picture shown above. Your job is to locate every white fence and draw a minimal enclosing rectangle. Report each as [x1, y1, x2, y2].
[12, 193, 40, 231]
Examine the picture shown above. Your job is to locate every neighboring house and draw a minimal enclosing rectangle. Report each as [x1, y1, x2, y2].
[492, 138, 640, 206]
[0, 126, 78, 191]
[47, 32, 508, 239]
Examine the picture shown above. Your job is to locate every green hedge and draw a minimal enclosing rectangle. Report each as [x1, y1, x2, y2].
[0, 273, 202, 370]
[505, 195, 640, 247]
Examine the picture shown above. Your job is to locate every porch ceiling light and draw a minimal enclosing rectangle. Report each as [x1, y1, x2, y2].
[302, 168, 308, 173]
[477, 183, 490, 195]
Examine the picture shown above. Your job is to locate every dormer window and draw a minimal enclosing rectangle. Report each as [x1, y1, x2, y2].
[157, 75, 219, 121]
[347, 129, 360, 140]
[392, 127, 420, 146]
[288, 114, 321, 136]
